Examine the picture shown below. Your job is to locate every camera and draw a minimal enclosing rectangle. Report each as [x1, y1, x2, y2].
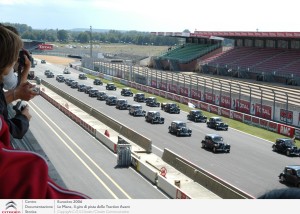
[13, 100, 28, 113]
[18, 49, 33, 71]
[32, 86, 40, 94]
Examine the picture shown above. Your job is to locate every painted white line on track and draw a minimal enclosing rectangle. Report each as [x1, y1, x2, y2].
[30, 100, 132, 199]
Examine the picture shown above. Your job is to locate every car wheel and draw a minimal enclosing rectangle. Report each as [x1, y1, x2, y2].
[202, 143, 206, 148]
[176, 132, 180, 137]
[213, 147, 217, 153]
[297, 183, 300, 188]
[279, 175, 285, 183]
[151, 120, 154, 124]
[286, 150, 291, 156]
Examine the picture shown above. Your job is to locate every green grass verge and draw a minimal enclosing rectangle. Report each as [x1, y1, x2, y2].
[87, 74, 299, 147]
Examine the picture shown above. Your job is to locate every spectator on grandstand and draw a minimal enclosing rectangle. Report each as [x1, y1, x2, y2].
[0, 24, 38, 139]
[0, 26, 90, 199]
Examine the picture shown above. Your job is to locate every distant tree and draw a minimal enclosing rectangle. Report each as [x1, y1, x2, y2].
[77, 32, 89, 43]
[57, 30, 69, 42]
[183, 29, 190, 33]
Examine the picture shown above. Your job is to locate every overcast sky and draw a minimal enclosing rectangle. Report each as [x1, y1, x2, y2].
[0, 0, 299, 32]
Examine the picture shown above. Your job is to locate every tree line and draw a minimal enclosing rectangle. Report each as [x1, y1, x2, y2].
[2, 22, 179, 46]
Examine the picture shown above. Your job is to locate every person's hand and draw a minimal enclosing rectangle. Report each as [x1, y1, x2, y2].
[21, 105, 32, 121]
[15, 82, 39, 101]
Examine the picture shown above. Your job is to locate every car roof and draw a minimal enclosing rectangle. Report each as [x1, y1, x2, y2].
[190, 109, 200, 112]
[211, 116, 221, 119]
[206, 134, 222, 138]
[277, 138, 292, 141]
[285, 165, 300, 170]
[148, 111, 158, 113]
[117, 99, 126, 101]
[172, 120, 184, 124]
[132, 104, 141, 107]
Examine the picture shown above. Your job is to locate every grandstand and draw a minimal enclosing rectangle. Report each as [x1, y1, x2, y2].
[151, 31, 300, 86]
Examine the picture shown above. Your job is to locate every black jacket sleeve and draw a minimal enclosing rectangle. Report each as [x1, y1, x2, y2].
[7, 114, 29, 139]
[0, 84, 29, 139]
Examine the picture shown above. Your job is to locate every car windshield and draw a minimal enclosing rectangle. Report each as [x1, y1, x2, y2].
[213, 136, 223, 142]
[285, 140, 295, 146]
[138, 94, 144, 97]
[215, 118, 222, 122]
[193, 111, 201, 115]
[170, 104, 176, 107]
[133, 106, 142, 110]
[154, 112, 160, 117]
[177, 123, 186, 128]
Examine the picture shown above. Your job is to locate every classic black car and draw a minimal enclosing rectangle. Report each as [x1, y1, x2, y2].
[106, 83, 116, 90]
[106, 95, 117, 105]
[41, 59, 46, 64]
[116, 99, 131, 110]
[272, 138, 300, 156]
[46, 71, 54, 78]
[121, 88, 133, 96]
[97, 91, 108, 101]
[201, 134, 230, 153]
[89, 89, 99, 97]
[145, 97, 160, 107]
[66, 79, 75, 86]
[168, 121, 192, 137]
[133, 93, 145, 102]
[44, 69, 51, 75]
[145, 111, 164, 124]
[77, 84, 86, 92]
[279, 165, 300, 187]
[93, 78, 103, 85]
[187, 110, 207, 123]
[207, 117, 229, 131]
[70, 81, 78, 89]
[78, 73, 87, 80]
[161, 103, 180, 114]
[84, 86, 93, 94]
[56, 75, 65, 82]
[129, 104, 146, 116]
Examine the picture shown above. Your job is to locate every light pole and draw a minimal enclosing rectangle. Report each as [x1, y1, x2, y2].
[259, 87, 263, 118]
[285, 92, 289, 124]
[90, 26, 93, 58]
[271, 89, 275, 120]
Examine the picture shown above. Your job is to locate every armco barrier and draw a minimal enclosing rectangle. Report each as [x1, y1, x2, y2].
[41, 80, 152, 153]
[162, 148, 255, 199]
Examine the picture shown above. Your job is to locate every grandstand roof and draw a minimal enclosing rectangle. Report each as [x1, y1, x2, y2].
[151, 31, 300, 39]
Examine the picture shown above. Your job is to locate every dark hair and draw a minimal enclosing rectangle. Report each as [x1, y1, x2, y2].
[0, 26, 23, 74]
[258, 188, 300, 199]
